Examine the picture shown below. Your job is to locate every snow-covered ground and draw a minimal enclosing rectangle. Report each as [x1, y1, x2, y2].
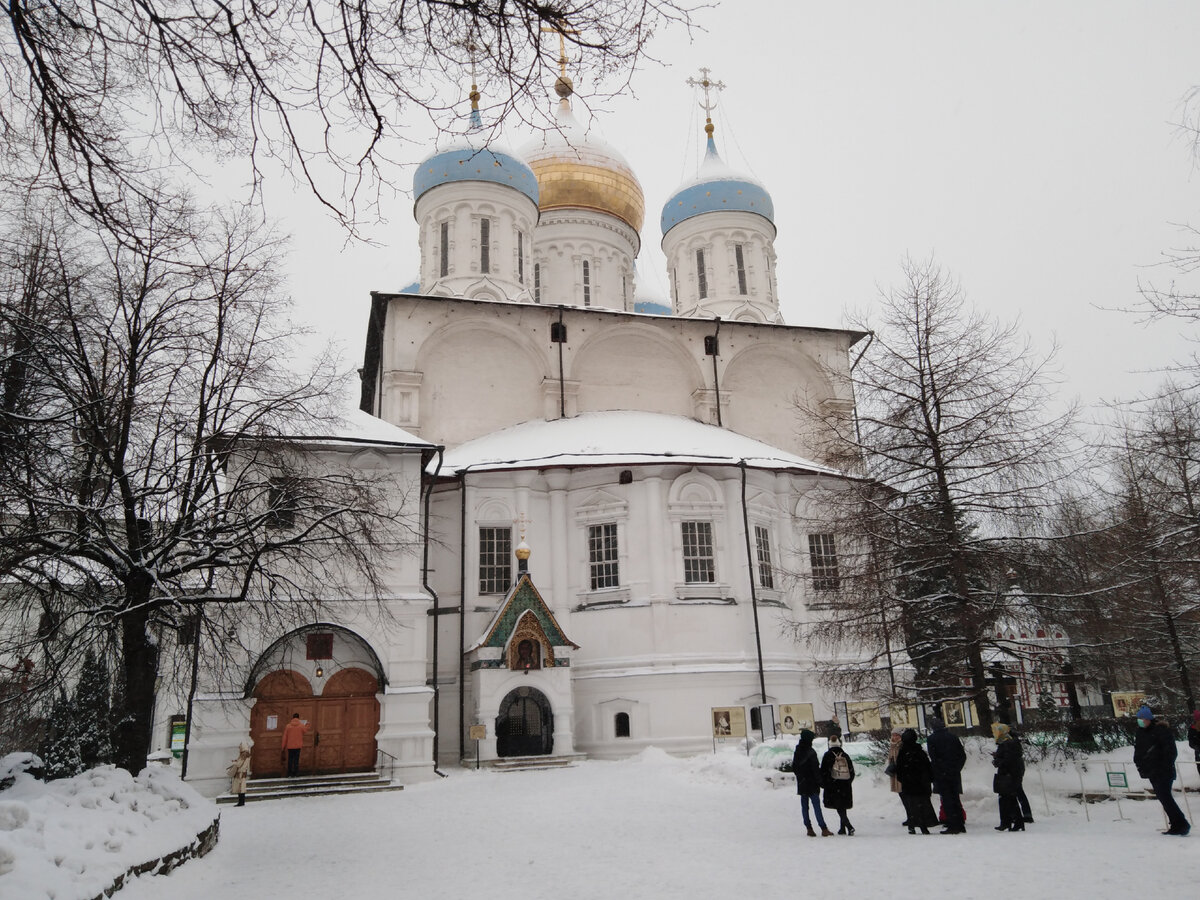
[6, 739, 1198, 900]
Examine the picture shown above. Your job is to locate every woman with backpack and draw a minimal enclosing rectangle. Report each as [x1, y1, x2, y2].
[820, 731, 856, 835]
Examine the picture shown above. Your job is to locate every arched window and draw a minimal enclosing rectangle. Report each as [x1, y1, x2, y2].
[614, 712, 631, 738]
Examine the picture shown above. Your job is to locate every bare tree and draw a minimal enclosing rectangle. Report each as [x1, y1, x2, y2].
[803, 258, 1076, 728]
[0, 194, 421, 774]
[0, 1, 696, 232]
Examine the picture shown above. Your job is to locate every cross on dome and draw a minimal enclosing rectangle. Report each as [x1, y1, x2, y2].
[686, 67, 726, 141]
[541, 23, 580, 107]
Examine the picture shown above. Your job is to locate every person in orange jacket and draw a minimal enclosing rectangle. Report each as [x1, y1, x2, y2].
[280, 713, 311, 777]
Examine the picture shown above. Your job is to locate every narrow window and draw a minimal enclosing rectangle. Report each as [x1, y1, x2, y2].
[681, 521, 716, 583]
[696, 249, 708, 299]
[479, 526, 512, 593]
[754, 525, 774, 589]
[764, 250, 773, 301]
[480, 218, 490, 273]
[588, 523, 620, 590]
[178, 614, 200, 647]
[672, 267, 679, 307]
[517, 231, 525, 284]
[750, 706, 762, 731]
[534, 263, 541, 303]
[582, 259, 591, 306]
[808, 533, 840, 592]
[622, 274, 628, 309]
[735, 244, 748, 295]
[614, 712, 631, 738]
[439, 221, 449, 277]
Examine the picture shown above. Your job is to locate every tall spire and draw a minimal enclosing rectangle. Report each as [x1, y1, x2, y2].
[687, 67, 726, 155]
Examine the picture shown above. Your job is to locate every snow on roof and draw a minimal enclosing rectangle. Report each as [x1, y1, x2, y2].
[274, 406, 433, 450]
[438, 411, 842, 475]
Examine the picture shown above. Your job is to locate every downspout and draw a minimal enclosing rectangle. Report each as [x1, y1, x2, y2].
[424, 446, 447, 777]
[740, 461, 767, 705]
[458, 470, 468, 764]
[556, 306, 567, 419]
[710, 317, 723, 427]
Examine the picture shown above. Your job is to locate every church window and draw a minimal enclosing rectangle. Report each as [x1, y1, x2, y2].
[808, 533, 840, 592]
[735, 244, 748, 295]
[267, 477, 299, 528]
[614, 712, 631, 738]
[439, 221, 449, 277]
[517, 231, 525, 283]
[754, 525, 775, 589]
[582, 259, 591, 306]
[681, 521, 716, 583]
[480, 218, 491, 273]
[696, 249, 708, 299]
[479, 526, 512, 593]
[588, 523, 620, 590]
[672, 268, 679, 308]
[622, 274, 629, 309]
[534, 263, 541, 302]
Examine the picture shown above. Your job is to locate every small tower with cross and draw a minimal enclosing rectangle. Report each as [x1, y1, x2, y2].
[660, 69, 782, 324]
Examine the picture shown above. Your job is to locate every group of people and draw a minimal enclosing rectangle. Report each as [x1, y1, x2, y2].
[796, 705, 1197, 839]
[881, 716, 1029, 835]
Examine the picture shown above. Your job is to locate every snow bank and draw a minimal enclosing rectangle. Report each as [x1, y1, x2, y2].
[0, 763, 218, 900]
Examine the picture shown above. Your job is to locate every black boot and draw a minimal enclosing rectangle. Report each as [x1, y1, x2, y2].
[236, 793, 245, 807]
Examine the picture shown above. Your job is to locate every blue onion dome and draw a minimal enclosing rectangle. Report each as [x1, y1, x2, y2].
[632, 262, 671, 315]
[413, 84, 539, 207]
[660, 130, 774, 238]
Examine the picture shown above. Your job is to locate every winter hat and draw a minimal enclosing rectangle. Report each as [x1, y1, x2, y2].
[928, 716, 946, 730]
[1136, 705, 1153, 721]
[901, 728, 918, 744]
[828, 733, 842, 746]
[799, 729, 815, 744]
[991, 723, 1011, 742]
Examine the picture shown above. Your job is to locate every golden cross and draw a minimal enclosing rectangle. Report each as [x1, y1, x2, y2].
[541, 23, 579, 77]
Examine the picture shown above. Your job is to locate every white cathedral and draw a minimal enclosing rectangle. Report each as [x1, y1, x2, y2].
[176, 70, 868, 796]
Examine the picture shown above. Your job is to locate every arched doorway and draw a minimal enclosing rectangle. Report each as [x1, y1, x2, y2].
[496, 686, 553, 757]
[249, 667, 380, 778]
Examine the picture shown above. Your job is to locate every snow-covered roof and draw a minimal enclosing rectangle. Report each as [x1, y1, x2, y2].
[437, 411, 842, 476]
[279, 408, 432, 449]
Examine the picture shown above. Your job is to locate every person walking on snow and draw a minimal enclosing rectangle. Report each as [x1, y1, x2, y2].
[927, 716, 967, 834]
[990, 723, 1025, 832]
[820, 731, 856, 835]
[280, 713, 311, 778]
[1133, 705, 1190, 836]
[227, 742, 252, 806]
[792, 729, 833, 837]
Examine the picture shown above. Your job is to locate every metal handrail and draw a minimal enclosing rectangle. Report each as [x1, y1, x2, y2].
[376, 747, 398, 783]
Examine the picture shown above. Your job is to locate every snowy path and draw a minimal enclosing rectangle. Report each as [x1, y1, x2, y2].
[117, 750, 1193, 900]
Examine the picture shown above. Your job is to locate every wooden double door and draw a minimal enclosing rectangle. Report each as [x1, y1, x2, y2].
[250, 669, 380, 778]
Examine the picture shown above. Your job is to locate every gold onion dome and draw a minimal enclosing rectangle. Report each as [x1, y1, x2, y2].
[523, 89, 645, 235]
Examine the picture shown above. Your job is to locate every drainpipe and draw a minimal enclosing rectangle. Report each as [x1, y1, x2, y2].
[708, 317, 723, 427]
[458, 471, 468, 764]
[740, 461, 767, 705]
[555, 306, 567, 419]
[424, 446, 447, 777]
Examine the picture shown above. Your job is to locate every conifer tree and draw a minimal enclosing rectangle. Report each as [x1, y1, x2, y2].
[73, 649, 113, 770]
[39, 692, 83, 780]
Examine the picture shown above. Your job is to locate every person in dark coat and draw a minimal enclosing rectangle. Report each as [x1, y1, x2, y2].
[792, 729, 833, 837]
[926, 715, 967, 834]
[1010, 728, 1034, 823]
[820, 732, 856, 835]
[1132, 705, 1190, 836]
[893, 728, 938, 835]
[991, 723, 1025, 832]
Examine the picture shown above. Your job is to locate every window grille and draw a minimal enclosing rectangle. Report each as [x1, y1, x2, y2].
[681, 521, 716, 583]
[479, 526, 512, 593]
[588, 523, 620, 590]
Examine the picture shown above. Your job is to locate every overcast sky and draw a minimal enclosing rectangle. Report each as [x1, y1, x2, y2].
[266, 1, 1200, 418]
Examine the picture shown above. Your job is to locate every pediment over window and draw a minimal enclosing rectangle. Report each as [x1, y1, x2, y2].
[467, 574, 579, 666]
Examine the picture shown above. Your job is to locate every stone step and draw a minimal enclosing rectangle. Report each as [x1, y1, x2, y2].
[216, 770, 399, 803]
[489, 754, 585, 772]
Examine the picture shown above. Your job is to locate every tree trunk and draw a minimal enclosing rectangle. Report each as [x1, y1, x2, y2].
[114, 580, 158, 775]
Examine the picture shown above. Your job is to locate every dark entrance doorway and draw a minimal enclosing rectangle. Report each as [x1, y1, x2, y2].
[496, 686, 553, 757]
